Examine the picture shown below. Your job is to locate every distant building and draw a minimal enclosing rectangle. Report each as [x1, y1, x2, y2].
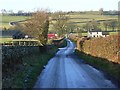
[88, 30, 109, 38]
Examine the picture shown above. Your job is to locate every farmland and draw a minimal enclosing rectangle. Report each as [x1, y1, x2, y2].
[1, 15, 30, 28]
[1, 13, 118, 30]
[49, 13, 118, 31]
[69, 14, 117, 23]
[1, 13, 118, 44]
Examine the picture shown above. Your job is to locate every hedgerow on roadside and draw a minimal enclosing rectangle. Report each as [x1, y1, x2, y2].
[72, 35, 120, 84]
[77, 35, 120, 64]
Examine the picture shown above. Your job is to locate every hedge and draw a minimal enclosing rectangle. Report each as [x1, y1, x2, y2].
[77, 35, 120, 64]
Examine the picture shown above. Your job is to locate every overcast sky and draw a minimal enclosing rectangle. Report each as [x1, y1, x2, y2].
[0, 0, 120, 12]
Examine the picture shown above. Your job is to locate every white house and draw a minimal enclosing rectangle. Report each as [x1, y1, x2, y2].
[88, 30, 109, 38]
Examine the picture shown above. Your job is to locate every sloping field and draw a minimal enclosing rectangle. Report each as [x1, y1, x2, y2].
[1, 15, 29, 28]
[1, 14, 118, 30]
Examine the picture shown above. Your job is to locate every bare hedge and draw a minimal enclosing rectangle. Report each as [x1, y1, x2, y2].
[77, 35, 120, 64]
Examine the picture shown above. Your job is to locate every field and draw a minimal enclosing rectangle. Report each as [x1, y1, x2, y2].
[0, 37, 12, 43]
[70, 14, 117, 28]
[1, 15, 29, 28]
[1, 13, 118, 29]
[50, 13, 118, 31]
[1, 13, 118, 39]
[69, 14, 117, 22]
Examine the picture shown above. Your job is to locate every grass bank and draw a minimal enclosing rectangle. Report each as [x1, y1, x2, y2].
[75, 50, 120, 86]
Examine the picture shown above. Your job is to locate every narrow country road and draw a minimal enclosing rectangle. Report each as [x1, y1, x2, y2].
[34, 39, 117, 88]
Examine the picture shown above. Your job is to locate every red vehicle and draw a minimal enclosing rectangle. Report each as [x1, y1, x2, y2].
[48, 34, 58, 39]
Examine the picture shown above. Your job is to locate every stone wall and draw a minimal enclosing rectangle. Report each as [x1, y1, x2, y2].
[2, 46, 40, 65]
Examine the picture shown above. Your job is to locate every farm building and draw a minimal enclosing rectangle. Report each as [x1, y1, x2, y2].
[88, 30, 109, 38]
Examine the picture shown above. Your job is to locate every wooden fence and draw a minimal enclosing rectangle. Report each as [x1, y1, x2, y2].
[1, 39, 43, 46]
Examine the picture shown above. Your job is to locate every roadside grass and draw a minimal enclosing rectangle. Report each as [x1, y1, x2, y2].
[75, 50, 120, 83]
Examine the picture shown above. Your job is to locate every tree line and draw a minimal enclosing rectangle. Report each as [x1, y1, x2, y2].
[82, 20, 118, 32]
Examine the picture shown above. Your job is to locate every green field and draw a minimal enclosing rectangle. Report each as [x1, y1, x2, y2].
[69, 14, 117, 23]
[50, 14, 118, 31]
[0, 38, 12, 43]
[69, 14, 117, 29]
[1, 13, 118, 30]
[1, 14, 118, 37]
[1, 15, 30, 28]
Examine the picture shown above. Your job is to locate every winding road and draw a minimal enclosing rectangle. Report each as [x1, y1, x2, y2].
[34, 39, 117, 88]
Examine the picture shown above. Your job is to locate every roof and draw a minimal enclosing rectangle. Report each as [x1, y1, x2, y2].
[102, 32, 109, 35]
[89, 29, 102, 32]
[88, 30, 109, 35]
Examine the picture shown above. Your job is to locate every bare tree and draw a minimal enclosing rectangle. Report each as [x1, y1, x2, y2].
[103, 22, 109, 31]
[65, 23, 78, 33]
[22, 10, 49, 45]
[108, 20, 118, 31]
[51, 11, 69, 36]
[82, 21, 100, 31]
[99, 8, 104, 15]
[1, 9, 7, 15]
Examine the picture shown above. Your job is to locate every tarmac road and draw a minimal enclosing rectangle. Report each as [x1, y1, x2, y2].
[34, 39, 117, 88]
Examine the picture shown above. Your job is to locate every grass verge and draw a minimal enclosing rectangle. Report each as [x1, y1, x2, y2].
[75, 50, 120, 85]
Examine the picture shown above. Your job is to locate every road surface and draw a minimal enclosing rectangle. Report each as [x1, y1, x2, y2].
[34, 39, 117, 88]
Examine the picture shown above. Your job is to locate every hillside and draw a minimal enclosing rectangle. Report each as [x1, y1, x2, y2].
[1, 13, 117, 30]
[1, 15, 30, 29]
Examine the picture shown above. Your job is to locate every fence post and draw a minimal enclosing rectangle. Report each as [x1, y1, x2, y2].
[19, 41, 21, 46]
[24, 41, 26, 46]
